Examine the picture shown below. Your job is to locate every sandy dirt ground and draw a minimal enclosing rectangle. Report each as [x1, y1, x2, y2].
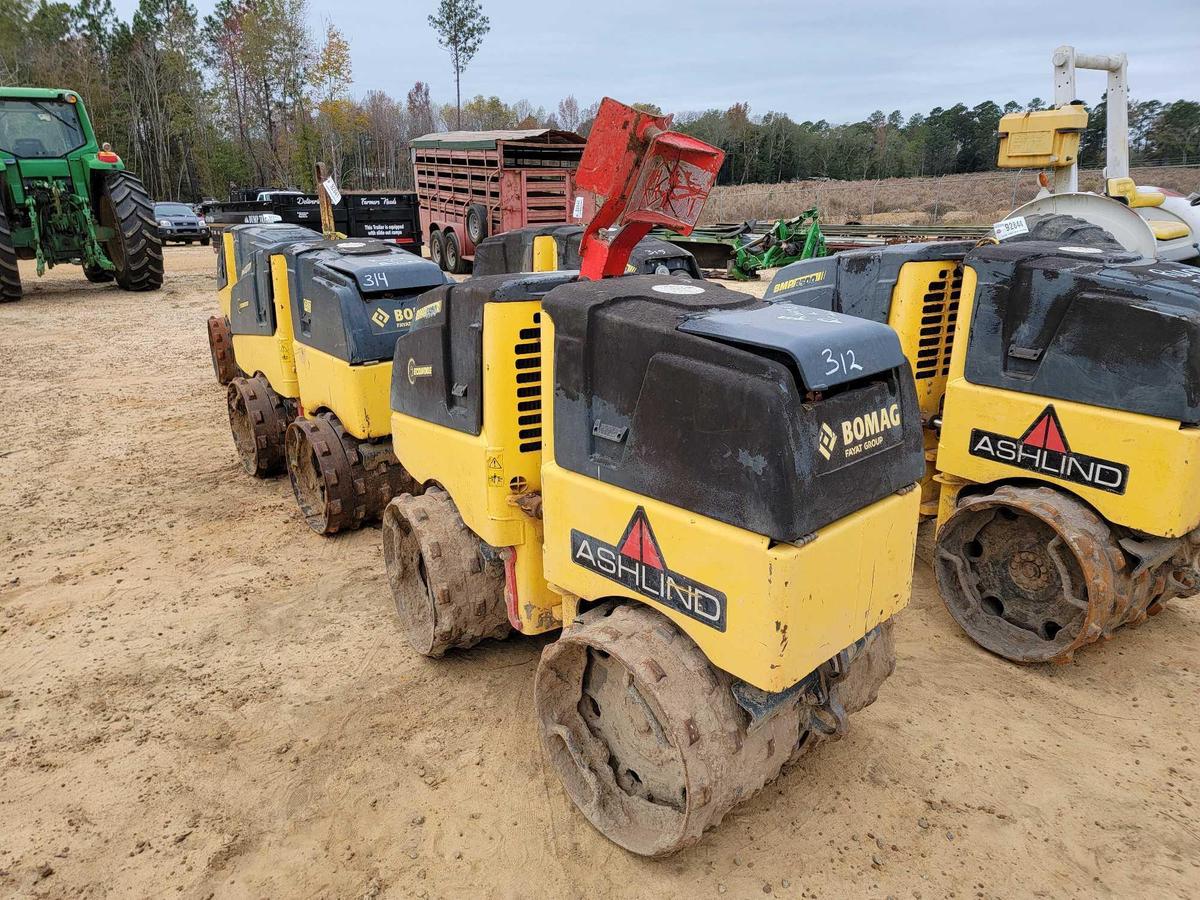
[1, 244, 1198, 900]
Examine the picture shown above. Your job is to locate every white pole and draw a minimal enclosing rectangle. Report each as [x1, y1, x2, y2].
[1051, 45, 1079, 193]
[1105, 55, 1130, 181]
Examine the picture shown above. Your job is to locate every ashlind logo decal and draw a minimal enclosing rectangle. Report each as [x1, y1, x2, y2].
[969, 406, 1129, 494]
[570, 508, 727, 631]
[406, 358, 433, 384]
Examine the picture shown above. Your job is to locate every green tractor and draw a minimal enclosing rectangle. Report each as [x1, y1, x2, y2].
[0, 87, 163, 301]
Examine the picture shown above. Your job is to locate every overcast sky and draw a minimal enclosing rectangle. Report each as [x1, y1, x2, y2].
[114, 0, 1200, 122]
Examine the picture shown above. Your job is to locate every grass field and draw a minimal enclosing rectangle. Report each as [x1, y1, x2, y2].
[701, 165, 1200, 226]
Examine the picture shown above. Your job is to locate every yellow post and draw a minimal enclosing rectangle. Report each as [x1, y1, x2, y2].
[532, 235, 558, 272]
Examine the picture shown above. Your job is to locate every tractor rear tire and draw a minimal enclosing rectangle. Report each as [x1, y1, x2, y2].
[429, 230, 445, 270]
[227, 375, 293, 477]
[443, 230, 469, 275]
[207, 315, 238, 385]
[534, 603, 896, 856]
[84, 265, 115, 283]
[97, 171, 164, 292]
[381, 489, 510, 656]
[0, 204, 21, 302]
[465, 203, 489, 246]
[285, 414, 417, 535]
[1005, 214, 1124, 251]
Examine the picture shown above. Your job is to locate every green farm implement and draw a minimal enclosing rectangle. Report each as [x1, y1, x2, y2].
[650, 208, 827, 280]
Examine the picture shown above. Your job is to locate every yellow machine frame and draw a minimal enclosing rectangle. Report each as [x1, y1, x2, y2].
[537, 314, 919, 691]
[217, 231, 237, 319]
[221, 238, 394, 442]
[885, 259, 963, 516]
[868, 252, 1200, 540]
[293, 343, 392, 440]
[230, 254, 300, 399]
[390, 306, 919, 692]
[390, 299, 561, 633]
[390, 294, 922, 682]
[933, 266, 1200, 537]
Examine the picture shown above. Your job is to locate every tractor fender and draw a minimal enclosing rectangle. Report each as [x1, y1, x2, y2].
[83, 154, 126, 210]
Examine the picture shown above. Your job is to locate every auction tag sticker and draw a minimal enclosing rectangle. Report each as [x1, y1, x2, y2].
[572, 195, 585, 219]
[993, 216, 1029, 240]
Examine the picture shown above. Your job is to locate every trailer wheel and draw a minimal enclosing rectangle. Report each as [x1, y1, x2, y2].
[443, 230, 469, 275]
[97, 171, 164, 292]
[466, 204, 489, 245]
[429, 230, 445, 269]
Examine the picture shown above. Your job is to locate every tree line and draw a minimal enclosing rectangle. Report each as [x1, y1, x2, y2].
[1, 0, 1196, 201]
[675, 97, 1200, 186]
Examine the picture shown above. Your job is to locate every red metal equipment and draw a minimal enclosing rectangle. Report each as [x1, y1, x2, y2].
[410, 128, 595, 272]
[576, 98, 724, 280]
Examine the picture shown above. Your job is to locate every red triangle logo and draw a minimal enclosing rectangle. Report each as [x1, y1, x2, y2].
[617, 510, 664, 570]
[1020, 406, 1069, 454]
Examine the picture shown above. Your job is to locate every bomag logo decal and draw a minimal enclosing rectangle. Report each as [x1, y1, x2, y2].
[842, 403, 901, 446]
[969, 405, 1129, 495]
[817, 401, 902, 471]
[571, 508, 727, 631]
[771, 270, 826, 294]
[818, 422, 838, 460]
[370, 306, 416, 331]
[406, 358, 433, 384]
[414, 300, 442, 322]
